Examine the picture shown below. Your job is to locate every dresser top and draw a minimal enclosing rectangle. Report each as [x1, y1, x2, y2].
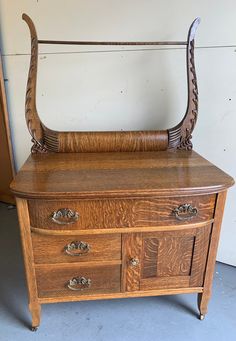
[11, 151, 234, 199]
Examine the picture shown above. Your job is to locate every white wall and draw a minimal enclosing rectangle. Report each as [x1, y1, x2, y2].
[0, 0, 236, 265]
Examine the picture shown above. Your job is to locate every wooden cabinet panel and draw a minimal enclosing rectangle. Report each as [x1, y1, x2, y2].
[32, 233, 121, 264]
[28, 195, 215, 230]
[36, 264, 121, 298]
[142, 235, 194, 278]
[123, 225, 211, 291]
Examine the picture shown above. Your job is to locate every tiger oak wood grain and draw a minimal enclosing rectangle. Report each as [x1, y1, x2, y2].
[148, 236, 194, 277]
[36, 264, 121, 298]
[142, 237, 159, 278]
[12, 151, 234, 329]
[10, 151, 234, 199]
[28, 194, 215, 230]
[57, 130, 168, 152]
[189, 224, 212, 287]
[38, 287, 203, 304]
[140, 276, 191, 290]
[32, 233, 121, 264]
[198, 192, 227, 317]
[123, 227, 211, 292]
[30, 221, 213, 235]
[15, 198, 41, 329]
[122, 233, 142, 292]
[12, 13, 234, 330]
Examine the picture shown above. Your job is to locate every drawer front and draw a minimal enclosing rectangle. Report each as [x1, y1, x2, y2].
[32, 233, 121, 264]
[28, 195, 216, 230]
[36, 264, 121, 298]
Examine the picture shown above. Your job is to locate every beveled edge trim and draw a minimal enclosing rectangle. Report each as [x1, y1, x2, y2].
[34, 260, 122, 269]
[38, 287, 203, 304]
[11, 183, 234, 200]
[31, 219, 214, 236]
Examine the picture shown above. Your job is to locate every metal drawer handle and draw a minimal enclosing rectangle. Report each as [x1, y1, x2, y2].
[129, 258, 139, 267]
[51, 208, 79, 225]
[65, 241, 90, 256]
[67, 277, 91, 291]
[173, 204, 198, 221]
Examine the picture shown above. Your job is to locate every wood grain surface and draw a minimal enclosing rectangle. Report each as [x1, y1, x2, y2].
[32, 233, 121, 264]
[12, 13, 234, 328]
[56, 130, 168, 152]
[28, 194, 215, 230]
[122, 233, 142, 292]
[30, 220, 213, 236]
[15, 198, 41, 328]
[122, 226, 211, 292]
[10, 150, 234, 199]
[198, 192, 227, 316]
[36, 264, 121, 298]
[38, 286, 203, 304]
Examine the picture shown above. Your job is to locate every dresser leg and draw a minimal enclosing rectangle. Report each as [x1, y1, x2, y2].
[15, 198, 42, 330]
[197, 292, 209, 320]
[197, 192, 227, 321]
[29, 301, 41, 330]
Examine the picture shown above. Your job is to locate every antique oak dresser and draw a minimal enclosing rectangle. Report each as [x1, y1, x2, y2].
[11, 14, 234, 331]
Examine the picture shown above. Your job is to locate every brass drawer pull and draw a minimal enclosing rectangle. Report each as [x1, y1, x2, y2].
[173, 204, 198, 221]
[65, 241, 90, 256]
[67, 277, 91, 291]
[129, 258, 139, 267]
[51, 208, 79, 225]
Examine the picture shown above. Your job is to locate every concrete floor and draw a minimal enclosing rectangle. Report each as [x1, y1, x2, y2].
[0, 202, 235, 341]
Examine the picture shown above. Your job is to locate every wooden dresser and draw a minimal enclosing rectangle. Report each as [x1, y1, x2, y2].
[11, 14, 234, 330]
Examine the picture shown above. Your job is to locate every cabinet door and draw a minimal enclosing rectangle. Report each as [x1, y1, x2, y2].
[122, 225, 211, 292]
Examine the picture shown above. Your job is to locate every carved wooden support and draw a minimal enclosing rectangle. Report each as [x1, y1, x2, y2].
[22, 14, 200, 153]
[23, 14, 48, 153]
[168, 18, 200, 150]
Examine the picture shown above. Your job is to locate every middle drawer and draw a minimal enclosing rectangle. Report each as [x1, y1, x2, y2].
[32, 232, 121, 264]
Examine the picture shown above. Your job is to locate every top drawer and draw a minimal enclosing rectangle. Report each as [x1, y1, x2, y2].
[28, 195, 216, 230]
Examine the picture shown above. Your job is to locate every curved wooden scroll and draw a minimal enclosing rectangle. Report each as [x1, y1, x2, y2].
[22, 14, 47, 153]
[22, 13, 200, 153]
[168, 18, 200, 150]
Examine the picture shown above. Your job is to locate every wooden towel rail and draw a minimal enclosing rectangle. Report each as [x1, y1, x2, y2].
[22, 13, 200, 153]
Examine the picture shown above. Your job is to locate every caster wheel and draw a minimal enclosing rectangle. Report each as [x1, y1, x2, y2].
[31, 326, 38, 332]
[199, 314, 205, 321]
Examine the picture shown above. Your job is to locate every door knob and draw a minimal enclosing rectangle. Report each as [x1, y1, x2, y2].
[129, 258, 139, 267]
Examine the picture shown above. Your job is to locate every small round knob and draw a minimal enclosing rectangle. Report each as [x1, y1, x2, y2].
[129, 258, 139, 267]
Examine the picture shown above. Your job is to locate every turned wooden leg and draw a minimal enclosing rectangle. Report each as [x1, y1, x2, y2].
[197, 292, 210, 320]
[29, 301, 41, 331]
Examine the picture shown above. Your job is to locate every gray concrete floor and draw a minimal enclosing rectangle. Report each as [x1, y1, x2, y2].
[0, 202, 235, 341]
